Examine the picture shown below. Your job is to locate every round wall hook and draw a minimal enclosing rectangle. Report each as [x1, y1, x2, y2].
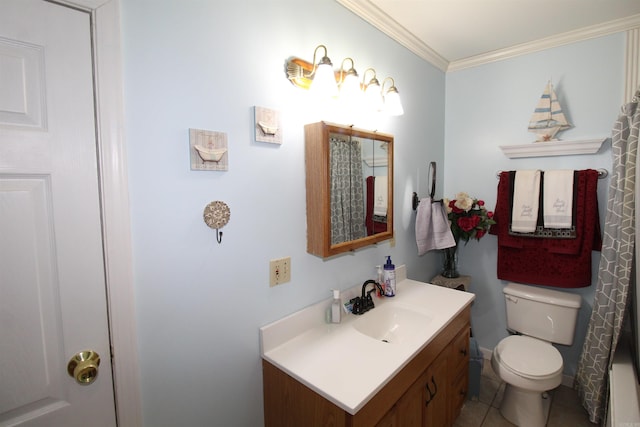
[203, 201, 230, 244]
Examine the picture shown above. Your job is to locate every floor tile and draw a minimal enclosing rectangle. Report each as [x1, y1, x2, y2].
[483, 407, 517, 427]
[455, 360, 597, 427]
[551, 384, 582, 409]
[478, 376, 501, 405]
[454, 399, 490, 427]
[547, 387, 596, 427]
[492, 382, 505, 408]
[481, 359, 500, 382]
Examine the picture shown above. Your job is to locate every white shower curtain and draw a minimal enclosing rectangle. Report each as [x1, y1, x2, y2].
[574, 93, 639, 424]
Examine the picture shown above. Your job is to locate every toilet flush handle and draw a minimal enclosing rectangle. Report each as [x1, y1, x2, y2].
[505, 295, 518, 303]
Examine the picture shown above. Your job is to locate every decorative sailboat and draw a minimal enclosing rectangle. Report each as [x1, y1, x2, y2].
[528, 81, 572, 142]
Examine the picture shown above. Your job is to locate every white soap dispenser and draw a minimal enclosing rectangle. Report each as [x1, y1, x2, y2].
[330, 289, 342, 324]
[383, 256, 396, 297]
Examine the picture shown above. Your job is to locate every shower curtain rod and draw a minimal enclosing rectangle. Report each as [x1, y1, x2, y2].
[495, 168, 608, 179]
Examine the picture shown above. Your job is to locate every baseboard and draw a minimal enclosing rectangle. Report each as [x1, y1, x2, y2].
[479, 346, 574, 388]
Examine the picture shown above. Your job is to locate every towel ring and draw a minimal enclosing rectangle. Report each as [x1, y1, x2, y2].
[428, 161, 436, 199]
[412, 161, 442, 210]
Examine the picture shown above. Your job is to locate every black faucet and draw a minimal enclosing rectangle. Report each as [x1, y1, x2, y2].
[350, 280, 384, 315]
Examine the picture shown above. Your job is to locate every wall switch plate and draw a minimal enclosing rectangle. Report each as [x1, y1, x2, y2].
[270, 257, 291, 286]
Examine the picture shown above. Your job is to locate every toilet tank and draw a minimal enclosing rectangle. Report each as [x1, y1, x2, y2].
[503, 283, 582, 345]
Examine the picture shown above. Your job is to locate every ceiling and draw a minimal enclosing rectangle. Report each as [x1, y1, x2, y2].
[336, 0, 640, 71]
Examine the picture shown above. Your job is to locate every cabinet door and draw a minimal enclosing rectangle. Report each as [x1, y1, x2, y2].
[448, 327, 471, 422]
[450, 369, 469, 423]
[424, 350, 449, 427]
[394, 372, 425, 427]
[450, 327, 470, 373]
[375, 405, 398, 427]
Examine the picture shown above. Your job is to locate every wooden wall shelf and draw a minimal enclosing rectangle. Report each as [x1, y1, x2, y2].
[499, 138, 607, 158]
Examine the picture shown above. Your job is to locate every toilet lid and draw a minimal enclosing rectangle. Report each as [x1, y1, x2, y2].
[496, 335, 563, 378]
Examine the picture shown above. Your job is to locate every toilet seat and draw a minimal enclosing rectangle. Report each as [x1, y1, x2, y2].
[494, 335, 563, 379]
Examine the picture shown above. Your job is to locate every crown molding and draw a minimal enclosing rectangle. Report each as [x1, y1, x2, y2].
[336, 0, 640, 73]
[449, 13, 640, 72]
[335, 0, 449, 72]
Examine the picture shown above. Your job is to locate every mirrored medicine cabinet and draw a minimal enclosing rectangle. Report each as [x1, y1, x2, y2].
[305, 121, 394, 258]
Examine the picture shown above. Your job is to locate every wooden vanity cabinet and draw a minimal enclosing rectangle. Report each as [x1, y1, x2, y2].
[263, 307, 471, 427]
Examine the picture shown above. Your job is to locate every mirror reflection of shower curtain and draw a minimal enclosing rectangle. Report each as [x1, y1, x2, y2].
[330, 136, 366, 245]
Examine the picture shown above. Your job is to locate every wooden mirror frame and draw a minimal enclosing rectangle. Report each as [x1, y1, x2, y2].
[305, 121, 394, 257]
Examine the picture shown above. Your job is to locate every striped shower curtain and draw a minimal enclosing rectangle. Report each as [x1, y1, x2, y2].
[330, 136, 365, 245]
[574, 93, 639, 424]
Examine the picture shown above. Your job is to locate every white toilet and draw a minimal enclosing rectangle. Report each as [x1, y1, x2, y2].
[491, 283, 582, 427]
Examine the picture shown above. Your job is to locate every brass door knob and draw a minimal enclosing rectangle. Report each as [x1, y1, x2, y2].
[67, 350, 101, 385]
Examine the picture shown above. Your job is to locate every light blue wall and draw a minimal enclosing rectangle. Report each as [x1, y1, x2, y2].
[122, 1, 628, 424]
[444, 33, 626, 376]
[121, 1, 444, 425]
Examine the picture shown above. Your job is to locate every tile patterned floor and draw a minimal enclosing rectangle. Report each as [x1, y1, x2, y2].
[453, 360, 597, 427]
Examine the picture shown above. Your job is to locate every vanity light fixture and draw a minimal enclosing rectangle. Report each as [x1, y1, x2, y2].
[338, 57, 363, 109]
[362, 68, 383, 112]
[382, 77, 404, 116]
[308, 45, 338, 98]
[284, 45, 404, 115]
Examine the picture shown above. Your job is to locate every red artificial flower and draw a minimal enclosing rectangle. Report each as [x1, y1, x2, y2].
[445, 192, 496, 243]
[457, 215, 481, 232]
[449, 200, 463, 214]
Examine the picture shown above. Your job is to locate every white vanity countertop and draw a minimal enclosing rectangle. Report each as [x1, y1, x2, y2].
[260, 278, 475, 414]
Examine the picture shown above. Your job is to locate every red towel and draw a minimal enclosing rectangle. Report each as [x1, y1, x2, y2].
[366, 176, 387, 236]
[489, 169, 601, 288]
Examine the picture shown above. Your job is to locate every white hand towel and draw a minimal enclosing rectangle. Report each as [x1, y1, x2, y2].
[374, 176, 387, 217]
[511, 170, 541, 233]
[415, 198, 455, 256]
[543, 170, 574, 228]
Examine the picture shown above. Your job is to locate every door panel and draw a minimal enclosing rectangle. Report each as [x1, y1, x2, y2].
[0, 1, 116, 425]
[0, 37, 45, 129]
[0, 177, 65, 416]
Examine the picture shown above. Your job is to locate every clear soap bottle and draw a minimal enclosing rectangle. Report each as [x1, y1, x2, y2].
[330, 289, 342, 324]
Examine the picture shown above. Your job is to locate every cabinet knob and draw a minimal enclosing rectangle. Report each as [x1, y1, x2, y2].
[460, 348, 467, 356]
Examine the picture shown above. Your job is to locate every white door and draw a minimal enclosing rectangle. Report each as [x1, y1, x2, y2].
[0, 1, 117, 426]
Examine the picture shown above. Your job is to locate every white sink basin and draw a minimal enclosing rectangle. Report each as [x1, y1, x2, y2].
[352, 303, 432, 344]
[261, 279, 475, 414]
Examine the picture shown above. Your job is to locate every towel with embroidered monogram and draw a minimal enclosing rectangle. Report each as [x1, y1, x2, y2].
[543, 170, 574, 228]
[511, 170, 541, 233]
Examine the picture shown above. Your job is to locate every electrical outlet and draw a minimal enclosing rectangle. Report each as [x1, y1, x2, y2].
[269, 256, 291, 286]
